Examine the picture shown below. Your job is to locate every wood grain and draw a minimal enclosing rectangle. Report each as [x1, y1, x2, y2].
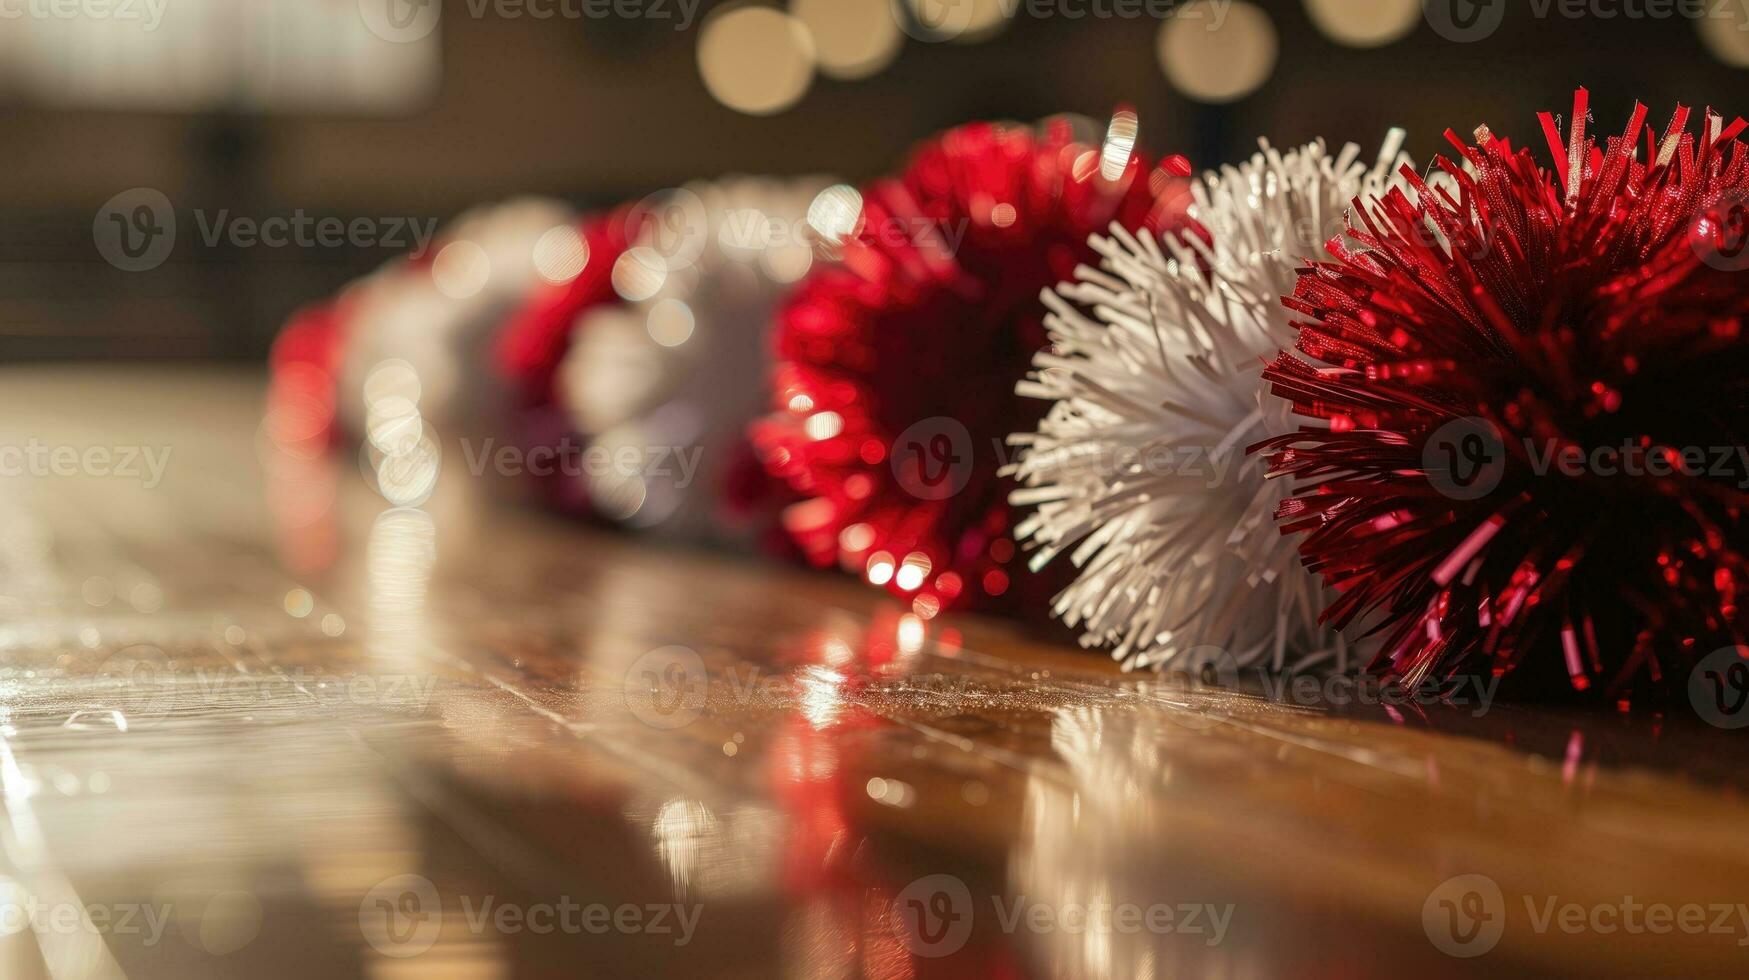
[0, 367, 1741, 978]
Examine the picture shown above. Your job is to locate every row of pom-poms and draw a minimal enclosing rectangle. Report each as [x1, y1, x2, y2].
[272, 95, 1749, 702]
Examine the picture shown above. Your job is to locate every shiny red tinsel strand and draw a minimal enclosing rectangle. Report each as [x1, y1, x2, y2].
[753, 117, 1193, 615]
[1260, 90, 1749, 698]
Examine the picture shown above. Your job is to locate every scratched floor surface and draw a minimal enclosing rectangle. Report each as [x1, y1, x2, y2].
[0, 367, 1743, 979]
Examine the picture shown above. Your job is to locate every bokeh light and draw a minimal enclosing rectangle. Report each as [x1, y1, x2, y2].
[761, 238, 814, 282]
[365, 395, 423, 457]
[791, 0, 903, 79]
[532, 224, 589, 284]
[697, 5, 818, 116]
[613, 247, 669, 302]
[362, 359, 421, 410]
[646, 297, 697, 348]
[806, 184, 863, 244]
[1159, 1, 1278, 104]
[1303, 0, 1419, 48]
[1697, 5, 1749, 67]
[431, 240, 491, 299]
[1100, 109, 1139, 181]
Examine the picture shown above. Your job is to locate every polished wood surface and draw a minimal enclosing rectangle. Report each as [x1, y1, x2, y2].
[0, 368, 1743, 979]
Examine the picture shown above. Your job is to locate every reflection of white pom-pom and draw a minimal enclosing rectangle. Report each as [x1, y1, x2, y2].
[556, 175, 829, 537]
[339, 197, 576, 437]
[1008, 134, 1411, 674]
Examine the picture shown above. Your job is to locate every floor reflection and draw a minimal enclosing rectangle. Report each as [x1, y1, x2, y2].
[0, 372, 1743, 977]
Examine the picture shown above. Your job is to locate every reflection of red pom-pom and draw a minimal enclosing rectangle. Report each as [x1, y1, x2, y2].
[1261, 90, 1749, 699]
[266, 299, 351, 452]
[753, 117, 1191, 615]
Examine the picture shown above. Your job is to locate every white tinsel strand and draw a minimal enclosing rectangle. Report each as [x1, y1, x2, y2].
[1006, 133, 1412, 674]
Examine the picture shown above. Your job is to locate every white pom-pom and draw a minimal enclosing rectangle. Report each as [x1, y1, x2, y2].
[557, 175, 832, 538]
[1008, 133, 1412, 674]
[339, 196, 577, 438]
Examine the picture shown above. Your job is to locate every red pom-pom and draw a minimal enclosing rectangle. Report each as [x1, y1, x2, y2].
[266, 299, 352, 452]
[1260, 91, 1749, 699]
[753, 116, 1191, 614]
[496, 210, 633, 413]
[492, 209, 635, 512]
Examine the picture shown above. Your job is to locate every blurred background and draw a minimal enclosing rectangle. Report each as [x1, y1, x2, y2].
[4, 0, 1749, 360]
